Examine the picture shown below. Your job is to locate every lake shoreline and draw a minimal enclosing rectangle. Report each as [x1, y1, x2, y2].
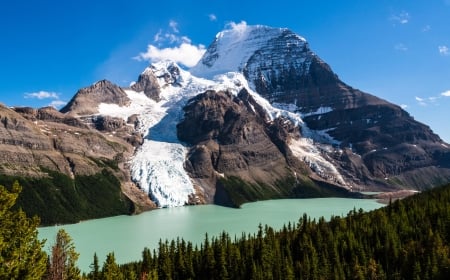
[39, 197, 384, 272]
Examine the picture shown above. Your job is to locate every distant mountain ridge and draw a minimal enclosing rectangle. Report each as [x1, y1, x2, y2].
[1, 24, 450, 224]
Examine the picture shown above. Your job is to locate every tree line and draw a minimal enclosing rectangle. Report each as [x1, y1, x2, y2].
[1, 181, 449, 279]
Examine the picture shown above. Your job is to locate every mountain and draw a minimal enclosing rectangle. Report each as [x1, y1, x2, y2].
[191, 25, 450, 191]
[1, 24, 450, 224]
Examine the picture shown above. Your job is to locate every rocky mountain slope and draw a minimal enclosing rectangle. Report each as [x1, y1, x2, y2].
[0, 103, 155, 224]
[1, 24, 449, 224]
[192, 25, 450, 191]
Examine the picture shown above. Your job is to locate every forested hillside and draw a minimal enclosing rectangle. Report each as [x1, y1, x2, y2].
[85, 184, 450, 279]
[1, 182, 449, 279]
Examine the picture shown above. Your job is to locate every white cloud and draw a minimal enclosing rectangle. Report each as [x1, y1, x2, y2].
[49, 100, 67, 109]
[136, 21, 207, 68]
[24, 90, 66, 109]
[390, 11, 410, 25]
[226, 21, 248, 34]
[441, 90, 450, 97]
[169, 20, 179, 33]
[25, 91, 59, 100]
[415, 96, 427, 106]
[209, 14, 217, 21]
[395, 43, 408, 52]
[439, 45, 449, 56]
[400, 104, 408, 109]
[135, 42, 206, 68]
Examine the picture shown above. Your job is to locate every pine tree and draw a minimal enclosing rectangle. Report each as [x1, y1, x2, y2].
[101, 253, 123, 280]
[47, 228, 81, 280]
[141, 247, 152, 276]
[0, 182, 47, 279]
[89, 253, 100, 280]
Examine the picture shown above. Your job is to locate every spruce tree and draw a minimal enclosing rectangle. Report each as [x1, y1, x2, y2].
[101, 253, 123, 280]
[0, 182, 47, 279]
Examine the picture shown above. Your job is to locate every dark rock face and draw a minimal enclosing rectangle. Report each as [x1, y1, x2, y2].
[244, 32, 383, 111]
[131, 69, 161, 101]
[177, 89, 313, 203]
[131, 62, 183, 101]
[61, 80, 130, 115]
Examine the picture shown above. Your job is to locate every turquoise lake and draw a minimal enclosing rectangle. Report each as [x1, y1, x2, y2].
[39, 198, 383, 272]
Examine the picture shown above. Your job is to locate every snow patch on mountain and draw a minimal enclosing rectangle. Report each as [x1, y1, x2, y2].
[302, 107, 333, 117]
[98, 90, 161, 135]
[289, 138, 348, 187]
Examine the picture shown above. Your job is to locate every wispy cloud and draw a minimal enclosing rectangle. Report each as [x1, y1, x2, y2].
[169, 20, 179, 33]
[135, 21, 206, 68]
[400, 104, 408, 109]
[415, 90, 450, 106]
[415, 96, 439, 106]
[208, 14, 217, 21]
[438, 45, 449, 56]
[24, 90, 66, 108]
[49, 100, 67, 108]
[390, 11, 410, 25]
[415, 96, 427, 106]
[25, 91, 59, 100]
[394, 43, 408, 52]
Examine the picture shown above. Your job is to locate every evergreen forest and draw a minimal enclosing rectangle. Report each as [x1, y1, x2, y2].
[1, 182, 449, 279]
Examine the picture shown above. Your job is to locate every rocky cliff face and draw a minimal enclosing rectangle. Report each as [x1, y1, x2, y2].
[177, 89, 297, 201]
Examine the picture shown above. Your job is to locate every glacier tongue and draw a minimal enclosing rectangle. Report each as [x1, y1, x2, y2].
[130, 140, 193, 207]
[100, 86, 196, 207]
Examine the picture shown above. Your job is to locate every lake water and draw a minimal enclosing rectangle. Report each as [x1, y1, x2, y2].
[38, 198, 383, 272]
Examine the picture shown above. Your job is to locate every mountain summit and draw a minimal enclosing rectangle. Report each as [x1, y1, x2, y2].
[2, 24, 450, 223]
[191, 25, 308, 77]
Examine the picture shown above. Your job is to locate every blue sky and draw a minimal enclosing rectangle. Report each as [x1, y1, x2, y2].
[1, 0, 449, 142]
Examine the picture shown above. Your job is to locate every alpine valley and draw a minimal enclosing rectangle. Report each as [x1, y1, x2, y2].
[2, 25, 450, 225]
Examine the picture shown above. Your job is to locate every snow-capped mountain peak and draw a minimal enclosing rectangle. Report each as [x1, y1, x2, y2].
[191, 24, 308, 79]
